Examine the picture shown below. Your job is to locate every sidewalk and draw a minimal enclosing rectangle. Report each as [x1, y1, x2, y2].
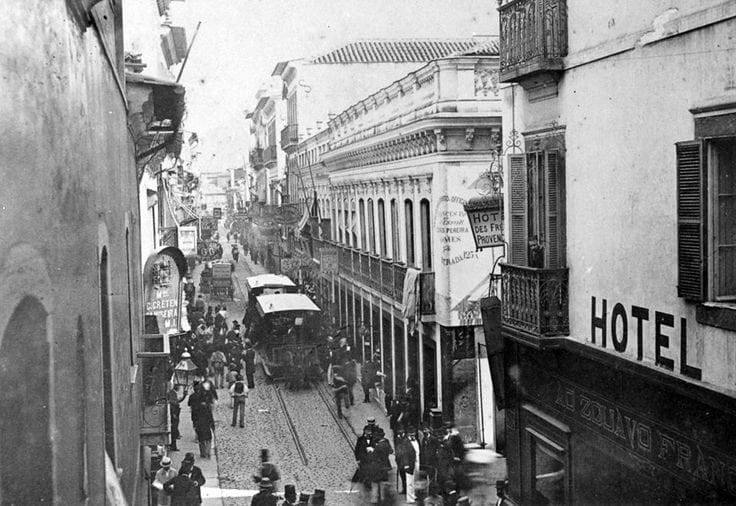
[170, 399, 224, 505]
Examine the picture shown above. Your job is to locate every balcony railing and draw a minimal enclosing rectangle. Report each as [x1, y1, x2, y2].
[314, 240, 411, 304]
[263, 145, 278, 164]
[393, 263, 407, 301]
[360, 252, 371, 287]
[250, 148, 264, 167]
[499, 0, 567, 83]
[500, 263, 569, 339]
[381, 259, 394, 298]
[280, 124, 299, 150]
[369, 255, 381, 290]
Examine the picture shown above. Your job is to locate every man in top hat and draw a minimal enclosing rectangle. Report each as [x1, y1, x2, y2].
[254, 449, 281, 492]
[153, 456, 177, 506]
[163, 461, 196, 506]
[242, 339, 257, 389]
[182, 452, 206, 504]
[310, 489, 326, 506]
[281, 484, 297, 505]
[331, 366, 350, 419]
[250, 477, 278, 506]
[295, 492, 310, 506]
[361, 353, 380, 403]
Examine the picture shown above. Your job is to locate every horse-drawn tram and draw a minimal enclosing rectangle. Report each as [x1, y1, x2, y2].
[253, 292, 323, 385]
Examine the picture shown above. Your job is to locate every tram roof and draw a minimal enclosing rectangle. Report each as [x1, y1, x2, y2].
[255, 293, 321, 315]
[245, 274, 296, 290]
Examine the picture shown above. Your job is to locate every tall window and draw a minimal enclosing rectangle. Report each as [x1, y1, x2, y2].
[378, 199, 387, 257]
[420, 199, 432, 269]
[508, 149, 565, 269]
[99, 247, 116, 464]
[405, 199, 415, 265]
[359, 199, 367, 249]
[126, 228, 134, 365]
[368, 199, 376, 254]
[677, 136, 736, 303]
[391, 199, 400, 260]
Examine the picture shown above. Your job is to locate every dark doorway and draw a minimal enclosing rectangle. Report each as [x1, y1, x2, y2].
[0, 296, 52, 503]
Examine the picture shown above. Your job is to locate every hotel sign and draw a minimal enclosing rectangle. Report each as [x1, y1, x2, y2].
[464, 195, 504, 249]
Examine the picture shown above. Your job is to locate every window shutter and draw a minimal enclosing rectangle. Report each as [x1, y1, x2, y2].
[508, 153, 528, 265]
[544, 150, 563, 268]
[676, 140, 706, 301]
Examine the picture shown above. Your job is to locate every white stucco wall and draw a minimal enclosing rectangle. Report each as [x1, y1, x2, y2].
[505, 7, 736, 391]
[433, 161, 498, 328]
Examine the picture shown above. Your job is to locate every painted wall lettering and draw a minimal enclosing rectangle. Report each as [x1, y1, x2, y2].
[549, 380, 736, 497]
[590, 297, 702, 380]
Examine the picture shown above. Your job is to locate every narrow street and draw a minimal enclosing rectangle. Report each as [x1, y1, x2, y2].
[182, 230, 400, 505]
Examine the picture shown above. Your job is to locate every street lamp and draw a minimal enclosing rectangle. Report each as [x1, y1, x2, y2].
[172, 350, 197, 388]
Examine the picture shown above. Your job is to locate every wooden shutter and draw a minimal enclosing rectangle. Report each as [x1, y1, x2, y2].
[509, 153, 528, 265]
[676, 140, 706, 301]
[544, 150, 563, 268]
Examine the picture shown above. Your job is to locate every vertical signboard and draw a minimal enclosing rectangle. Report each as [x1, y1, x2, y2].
[320, 247, 339, 276]
[143, 247, 187, 335]
[178, 226, 198, 256]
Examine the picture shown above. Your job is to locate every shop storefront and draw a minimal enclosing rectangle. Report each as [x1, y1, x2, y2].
[503, 340, 736, 505]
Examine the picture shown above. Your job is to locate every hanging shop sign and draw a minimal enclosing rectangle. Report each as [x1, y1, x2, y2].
[197, 240, 222, 261]
[143, 247, 187, 336]
[178, 226, 198, 256]
[464, 195, 504, 250]
[320, 247, 339, 275]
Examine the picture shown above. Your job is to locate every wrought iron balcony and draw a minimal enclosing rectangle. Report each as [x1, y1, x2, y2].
[280, 124, 299, 151]
[500, 263, 569, 343]
[263, 145, 278, 164]
[499, 0, 567, 84]
[250, 148, 264, 168]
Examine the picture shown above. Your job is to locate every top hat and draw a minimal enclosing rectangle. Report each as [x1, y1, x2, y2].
[284, 484, 297, 501]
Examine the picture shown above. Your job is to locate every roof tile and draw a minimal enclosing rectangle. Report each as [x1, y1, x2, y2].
[309, 38, 498, 64]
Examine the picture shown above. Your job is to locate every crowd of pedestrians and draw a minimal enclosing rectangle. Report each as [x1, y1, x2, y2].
[351, 415, 471, 505]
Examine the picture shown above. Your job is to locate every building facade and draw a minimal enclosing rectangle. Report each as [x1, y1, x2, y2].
[0, 0, 158, 503]
[497, 0, 736, 503]
[298, 51, 504, 447]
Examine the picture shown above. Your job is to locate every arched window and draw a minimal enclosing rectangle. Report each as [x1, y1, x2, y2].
[99, 247, 116, 464]
[405, 199, 415, 265]
[391, 199, 400, 260]
[420, 199, 432, 269]
[1, 296, 52, 503]
[378, 199, 387, 257]
[359, 199, 366, 249]
[367, 199, 376, 253]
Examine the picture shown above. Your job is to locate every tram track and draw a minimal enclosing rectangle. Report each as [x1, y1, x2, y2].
[272, 384, 310, 466]
[315, 381, 357, 451]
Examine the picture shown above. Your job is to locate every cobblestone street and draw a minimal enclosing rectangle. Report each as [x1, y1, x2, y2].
[182, 233, 502, 505]
[203, 237, 381, 505]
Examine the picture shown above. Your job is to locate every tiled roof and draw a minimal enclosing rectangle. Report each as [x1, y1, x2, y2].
[309, 38, 498, 64]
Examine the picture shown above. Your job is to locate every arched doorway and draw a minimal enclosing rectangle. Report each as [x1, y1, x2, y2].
[0, 296, 52, 503]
